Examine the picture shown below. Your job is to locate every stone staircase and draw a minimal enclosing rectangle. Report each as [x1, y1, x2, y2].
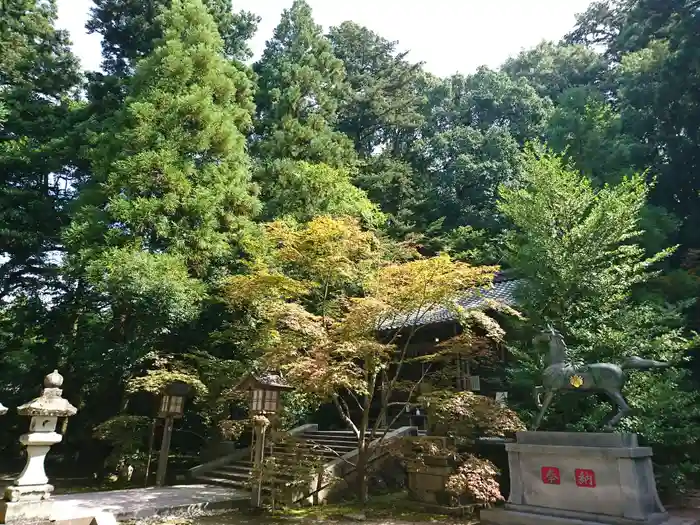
[189, 424, 416, 503]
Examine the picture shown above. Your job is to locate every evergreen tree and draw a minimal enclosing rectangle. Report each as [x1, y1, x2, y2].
[84, 0, 260, 141]
[87, 0, 259, 75]
[328, 22, 426, 237]
[0, 0, 82, 299]
[499, 147, 700, 491]
[65, 0, 260, 279]
[53, 0, 260, 449]
[328, 21, 425, 158]
[252, 0, 355, 167]
[501, 42, 609, 102]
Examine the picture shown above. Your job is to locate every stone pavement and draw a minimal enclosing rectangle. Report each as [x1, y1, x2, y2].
[51, 484, 249, 521]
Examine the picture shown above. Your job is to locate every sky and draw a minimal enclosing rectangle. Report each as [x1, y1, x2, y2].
[55, 0, 594, 78]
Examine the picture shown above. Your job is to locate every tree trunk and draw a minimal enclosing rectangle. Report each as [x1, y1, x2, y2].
[355, 445, 369, 505]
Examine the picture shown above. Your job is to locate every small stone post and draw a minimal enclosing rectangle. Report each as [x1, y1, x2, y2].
[251, 414, 270, 508]
[0, 370, 77, 523]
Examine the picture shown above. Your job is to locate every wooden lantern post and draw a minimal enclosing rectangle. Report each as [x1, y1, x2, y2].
[155, 381, 191, 487]
[235, 372, 293, 508]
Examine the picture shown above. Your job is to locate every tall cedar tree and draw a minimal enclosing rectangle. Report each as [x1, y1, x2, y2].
[252, 0, 355, 167]
[87, 0, 259, 74]
[0, 0, 81, 300]
[328, 21, 425, 158]
[251, 1, 377, 224]
[65, 0, 260, 278]
[84, 0, 259, 134]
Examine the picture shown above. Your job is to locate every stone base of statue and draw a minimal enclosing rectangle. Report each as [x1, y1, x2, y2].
[0, 484, 55, 523]
[480, 432, 693, 525]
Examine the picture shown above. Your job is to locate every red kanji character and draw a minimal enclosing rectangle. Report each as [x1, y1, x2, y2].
[540, 466, 560, 485]
[575, 468, 596, 488]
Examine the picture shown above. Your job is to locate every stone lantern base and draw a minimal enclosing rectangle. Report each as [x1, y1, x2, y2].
[0, 494, 54, 523]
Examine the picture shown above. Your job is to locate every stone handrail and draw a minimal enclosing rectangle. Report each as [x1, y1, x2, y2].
[188, 423, 318, 478]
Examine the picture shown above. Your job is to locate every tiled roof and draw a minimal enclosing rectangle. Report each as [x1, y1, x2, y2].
[256, 373, 292, 389]
[235, 372, 294, 391]
[378, 279, 523, 331]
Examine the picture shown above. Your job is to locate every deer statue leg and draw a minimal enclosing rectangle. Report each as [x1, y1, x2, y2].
[603, 389, 631, 431]
[531, 390, 555, 431]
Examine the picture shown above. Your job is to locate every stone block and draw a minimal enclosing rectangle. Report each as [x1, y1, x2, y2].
[481, 508, 698, 525]
[0, 499, 54, 523]
[414, 473, 445, 492]
[484, 431, 672, 525]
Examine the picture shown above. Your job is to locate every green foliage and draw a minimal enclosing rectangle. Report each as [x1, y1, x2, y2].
[94, 415, 152, 443]
[259, 160, 383, 225]
[571, 0, 700, 260]
[93, 415, 153, 476]
[328, 21, 425, 158]
[502, 41, 608, 101]
[426, 69, 553, 145]
[87, 0, 259, 74]
[499, 146, 672, 332]
[411, 124, 522, 236]
[85, 248, 205, 326]
[125, 369, 208, 398]
[545, 87, 639, 185]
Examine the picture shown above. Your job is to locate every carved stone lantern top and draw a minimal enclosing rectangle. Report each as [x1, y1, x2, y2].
[17, 370, 77, 417]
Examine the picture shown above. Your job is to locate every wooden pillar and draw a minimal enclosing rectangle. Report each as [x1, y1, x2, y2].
[155, 416, 173, 487]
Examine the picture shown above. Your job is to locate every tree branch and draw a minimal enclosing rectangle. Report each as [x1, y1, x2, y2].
[333, 393, 359, 438]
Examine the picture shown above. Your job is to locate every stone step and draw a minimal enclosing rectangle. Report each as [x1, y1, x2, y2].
[271, 450, 341, 461]
[198, 475, 276, 494]
[209, 469, 250, 482]
[211, 464, 252, 476]
[209, 466, 297, 483]
[273, 441, 351, 450]
[302, 430, 363, 439]
[194, 474, 249, 489]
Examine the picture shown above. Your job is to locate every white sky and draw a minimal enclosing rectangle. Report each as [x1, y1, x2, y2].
[56, 0, 593, 77]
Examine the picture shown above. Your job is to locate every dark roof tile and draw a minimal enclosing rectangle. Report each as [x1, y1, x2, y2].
[378, 279, 522, 331]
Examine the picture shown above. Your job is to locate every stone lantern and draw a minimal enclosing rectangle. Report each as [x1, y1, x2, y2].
[0, 370, 77, 523]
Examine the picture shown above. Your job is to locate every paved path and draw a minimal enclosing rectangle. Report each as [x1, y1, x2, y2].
[51, 484, 249, 521]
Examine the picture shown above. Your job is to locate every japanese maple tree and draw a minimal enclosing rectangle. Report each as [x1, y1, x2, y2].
[222, 215, 513, 501]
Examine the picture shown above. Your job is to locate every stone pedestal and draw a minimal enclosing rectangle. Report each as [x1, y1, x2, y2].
[480, 431, 684, 525]
[407, 455, 455, 506]
[406, 455, 477, 517]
